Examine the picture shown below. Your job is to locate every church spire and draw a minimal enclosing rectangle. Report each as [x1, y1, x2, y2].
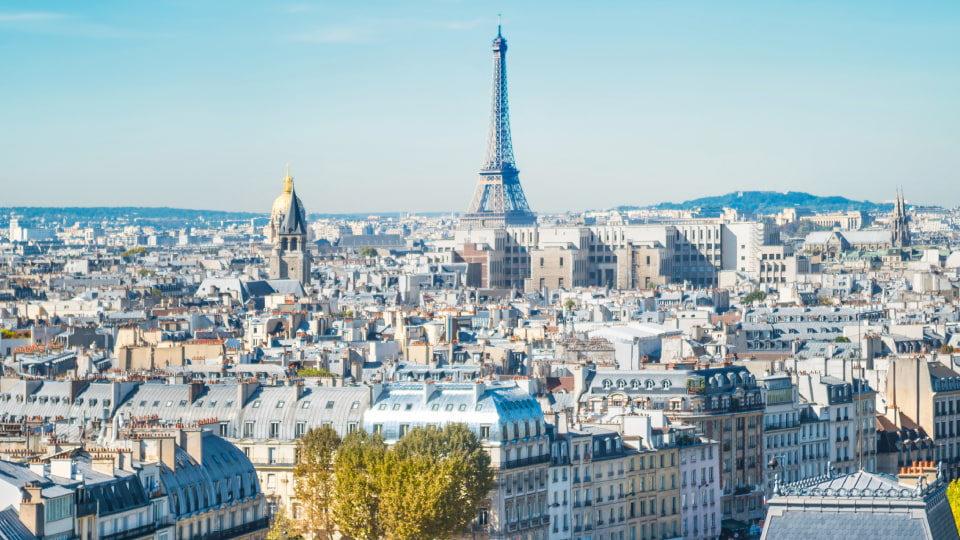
[891, 187, 910, 248]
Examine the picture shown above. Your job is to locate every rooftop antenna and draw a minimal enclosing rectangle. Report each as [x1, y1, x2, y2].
[497, 13, 502, 36]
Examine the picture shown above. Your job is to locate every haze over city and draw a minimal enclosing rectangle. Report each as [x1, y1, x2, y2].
[2, 0, 959, 213]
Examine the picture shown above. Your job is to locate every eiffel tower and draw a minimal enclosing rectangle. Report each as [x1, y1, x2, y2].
[460, 25, 536, 230]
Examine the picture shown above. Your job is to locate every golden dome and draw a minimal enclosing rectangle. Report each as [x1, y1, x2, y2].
[270, 166, 301, 217]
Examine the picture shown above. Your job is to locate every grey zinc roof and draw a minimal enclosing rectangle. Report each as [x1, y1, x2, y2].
[0, 379, 369, 441]
[363, 382, 544, 444]
[277, 189, 307, 235]
[762, 512, 929, 540]
[0, 508, 38, 540]
[763, 470, 960, 540]
[160, 432, 261, 518]
[121, 382, 368, 440]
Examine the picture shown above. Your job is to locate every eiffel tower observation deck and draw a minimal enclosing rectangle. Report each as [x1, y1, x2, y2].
[460, 25, 537, 230]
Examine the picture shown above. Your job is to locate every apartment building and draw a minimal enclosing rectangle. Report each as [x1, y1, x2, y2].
[363, 380, 550, 540]
[580, 365, 764, 525]
[758, 373, 802, 493]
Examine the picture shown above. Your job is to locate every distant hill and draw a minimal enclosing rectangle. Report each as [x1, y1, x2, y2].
[626, 191, 890, 215]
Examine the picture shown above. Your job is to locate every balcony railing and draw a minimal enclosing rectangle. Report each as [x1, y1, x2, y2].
[502, 454, 551, 470]
[204, 517, 270, 540]
[102, 524, 158, 540]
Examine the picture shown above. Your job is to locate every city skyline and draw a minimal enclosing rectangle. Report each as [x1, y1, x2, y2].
[2, 0, 958, 213]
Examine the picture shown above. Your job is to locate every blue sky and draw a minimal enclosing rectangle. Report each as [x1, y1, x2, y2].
[2, 1, 958, 213]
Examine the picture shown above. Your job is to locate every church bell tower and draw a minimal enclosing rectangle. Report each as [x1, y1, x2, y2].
[268, 166, 311, 285]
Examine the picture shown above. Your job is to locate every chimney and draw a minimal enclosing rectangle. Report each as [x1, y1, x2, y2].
[28, 459, 46, 478]
[49, 458, 73, 479]
[473, 380, 486, 403]
[237, 380, 259, 407]
[557, 411, 569, 434]
[158, 437, 176, 470]
[370, 382, 384, 405]
[423, 381, 438, 404]
[19, 484, 44, 538]
[119, 450, 135, 472]
[69, 379, 90, 402]
[188, 381, 204, 403]
[92, 455, 115, 476]
[573, 366, 588, 400]
[181, 430, 204, 465]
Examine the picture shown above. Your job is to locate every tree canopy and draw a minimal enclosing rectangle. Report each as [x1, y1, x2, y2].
[266, 506, 302, 540]
[947, 479, 960, 527]
[298, 423, 494, 540]
[293, 425, 341, 539]
[380, 424, 494, 540]
[332, 429, 387, 540]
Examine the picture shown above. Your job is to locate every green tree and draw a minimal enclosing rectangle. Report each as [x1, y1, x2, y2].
[359, 246, 377, 257]
[120, 246, 147, 259]
[332, 430, 387, 540]
[818, 296, 834, 306]
[266, 506, 302, 540]
[833, 336, 851, 343]
[380, 424, 495, 540]
[293, 426, 341, 540]
[297, 367, 333, 377]
[947, 479, 960, 527]
[743, 290, 767, 304]
[941, 344, 956, 354]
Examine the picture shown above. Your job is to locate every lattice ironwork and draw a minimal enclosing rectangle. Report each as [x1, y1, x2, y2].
[461, 26, 536, 229]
